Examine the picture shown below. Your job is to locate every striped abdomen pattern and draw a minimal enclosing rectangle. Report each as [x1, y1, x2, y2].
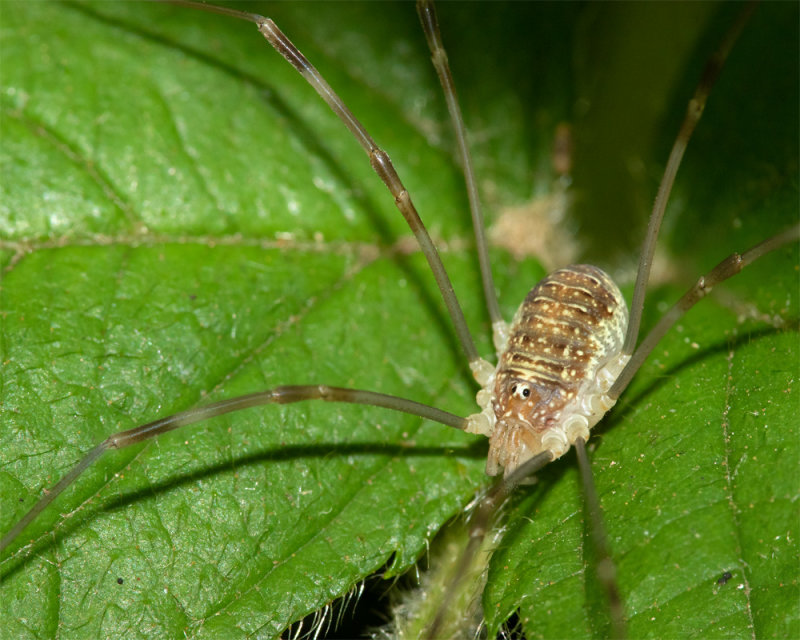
[486, 264, 629, 476]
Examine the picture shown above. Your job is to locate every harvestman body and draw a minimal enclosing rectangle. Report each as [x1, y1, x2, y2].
[1, 1, 798, 638]
[468, 265, 629, 477]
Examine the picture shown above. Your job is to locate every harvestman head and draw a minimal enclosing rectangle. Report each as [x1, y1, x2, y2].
[1, 2, 798, 638]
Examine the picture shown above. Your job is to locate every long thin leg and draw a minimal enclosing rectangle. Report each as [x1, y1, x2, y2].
[623, 1, 757, 356]
[0, 386, 466, 552]
[611, 223, 799, 400]
[168, 0, 483, 366]
[575, 437, 626, 639]
[416, 0, 503, 341]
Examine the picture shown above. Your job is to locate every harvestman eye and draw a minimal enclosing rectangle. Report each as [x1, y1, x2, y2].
[1, 2, 797, 638]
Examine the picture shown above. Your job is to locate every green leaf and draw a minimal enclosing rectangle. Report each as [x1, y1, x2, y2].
[1, 3, 797, 640]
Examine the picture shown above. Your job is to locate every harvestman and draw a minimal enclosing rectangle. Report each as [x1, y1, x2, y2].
[1, 2, 797, 638]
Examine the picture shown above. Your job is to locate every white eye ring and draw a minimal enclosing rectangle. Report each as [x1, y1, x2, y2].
[511, 383, 531, 399]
